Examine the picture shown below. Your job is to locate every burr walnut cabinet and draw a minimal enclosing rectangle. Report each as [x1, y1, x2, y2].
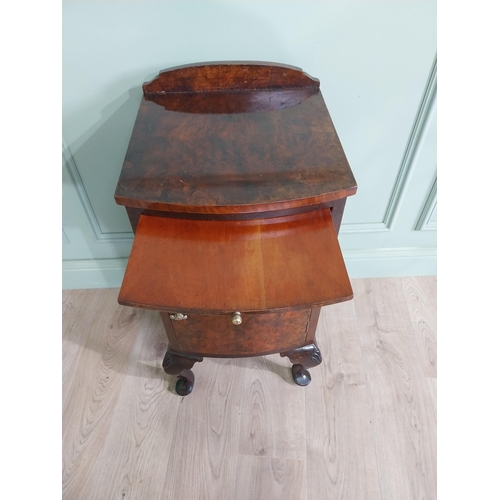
[115, 62, 357, 395]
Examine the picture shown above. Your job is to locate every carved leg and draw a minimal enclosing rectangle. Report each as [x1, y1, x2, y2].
[162, 350, 203, 396]
[280, 343, 322, 386]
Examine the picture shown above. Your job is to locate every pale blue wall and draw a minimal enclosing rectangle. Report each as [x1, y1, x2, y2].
[63, 0, 437, 289]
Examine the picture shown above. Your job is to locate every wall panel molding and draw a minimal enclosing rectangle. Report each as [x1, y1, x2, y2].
[383, 55, 437, 229]
[339, 222, 389, 234]
[62, 229, 70, 245]
[415, 176, 437, 231]
[62, 141, 133, 242]
[340, 55, 437, 234]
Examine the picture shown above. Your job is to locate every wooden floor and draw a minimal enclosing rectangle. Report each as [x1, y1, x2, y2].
[62, 277, 436, 500]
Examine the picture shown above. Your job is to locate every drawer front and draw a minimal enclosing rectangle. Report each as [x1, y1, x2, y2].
[170, 309, 311, 356]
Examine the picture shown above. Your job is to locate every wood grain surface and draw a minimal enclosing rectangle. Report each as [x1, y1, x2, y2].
[114, 92, 357, 214]
[142, 61, 319, 94]
[403, 276, 437, 377]
[170, 309, 311, 357]
[118, 209, 353, 314]
[115, 63, 356, 215]
[305, 300, 382, 499]
[353, 278, 437, 500]
[63, 277, 436, 500]
[238, 355, 307, 460]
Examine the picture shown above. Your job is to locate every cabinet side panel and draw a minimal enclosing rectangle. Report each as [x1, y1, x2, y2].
[159, 312, 180, 350]
[331, 198, 346, 235]
[305, 307, 321, 343]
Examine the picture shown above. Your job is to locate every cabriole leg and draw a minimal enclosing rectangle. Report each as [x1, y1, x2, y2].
[280, 343, 322, 386]
[162, 350, 203, 396]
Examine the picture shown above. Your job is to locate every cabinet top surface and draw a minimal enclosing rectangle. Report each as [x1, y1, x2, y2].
[114, 62, 357, 215]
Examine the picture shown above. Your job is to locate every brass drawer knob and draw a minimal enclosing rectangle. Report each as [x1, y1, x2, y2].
[169, 313, 187, 321]
[232, 312, 242, 325]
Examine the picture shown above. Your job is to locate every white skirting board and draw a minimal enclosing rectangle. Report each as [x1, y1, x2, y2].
[62, 247, 436, 290]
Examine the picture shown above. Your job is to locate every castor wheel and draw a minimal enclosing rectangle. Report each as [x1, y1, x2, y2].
[291, 364, 312, 386]
[175, 369, 195, 396]
[281, 343, 322, 386]
[162, 350, 202, 396]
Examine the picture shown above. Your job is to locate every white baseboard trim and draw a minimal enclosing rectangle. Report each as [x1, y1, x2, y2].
[63, 247, 436, 290]
[63, 258, 128, 290]
[343, 247, 436, 278]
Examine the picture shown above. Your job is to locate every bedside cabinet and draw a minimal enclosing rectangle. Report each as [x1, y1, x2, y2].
[115, 62, 357, 395]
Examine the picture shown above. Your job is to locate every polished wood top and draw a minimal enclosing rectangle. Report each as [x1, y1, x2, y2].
[118, 209, 353, 314]
[114, 62, 357, 215]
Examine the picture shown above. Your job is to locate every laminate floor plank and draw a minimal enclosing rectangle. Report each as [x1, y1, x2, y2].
[160, 356, 245, 500]
[62, 277, 436, 500]
[234, 456, 306, 500]
[62, 289, 143, 499]
[353, 278, 437, 500]
[305, 301, 382, 500]
[238, 354, 307, 460]
[402, 276, 437, 377]
[62, 289, 103, 387]
[426, 378, 437, 422]
[83, 309, 181, 500]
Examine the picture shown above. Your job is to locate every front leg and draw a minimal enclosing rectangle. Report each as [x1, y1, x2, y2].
[162, 350, 203, 396]
[280, 343, 322, 386]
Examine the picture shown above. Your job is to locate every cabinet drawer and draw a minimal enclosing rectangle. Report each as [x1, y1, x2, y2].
[169, 309, 311, 356]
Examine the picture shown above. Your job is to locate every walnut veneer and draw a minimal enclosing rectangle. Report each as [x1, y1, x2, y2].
[115, 62, 357, 395]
